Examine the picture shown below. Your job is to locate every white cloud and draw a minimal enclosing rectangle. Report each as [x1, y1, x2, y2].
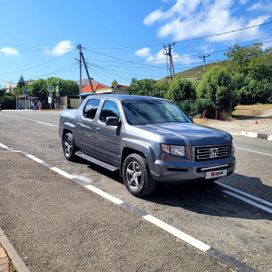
[44, 40, 74, 56]
[0, 47, 19, 56]
[144, 9, 166, 25]
[135, 47, 151, 57]
[239, 0, 248, 5]
[248, 1, 272, 12]
[143, 0, 271, 43]
[262, 40, 272, 50]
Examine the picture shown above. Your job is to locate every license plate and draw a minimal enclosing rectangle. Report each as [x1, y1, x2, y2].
[205, 169, 227, 179]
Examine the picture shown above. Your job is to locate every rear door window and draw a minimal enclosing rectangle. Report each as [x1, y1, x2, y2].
[83, 99, 100, 119]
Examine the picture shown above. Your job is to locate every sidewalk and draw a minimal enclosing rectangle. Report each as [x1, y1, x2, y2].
[195, 118, 272, 139]
[0, 151, 232, 272]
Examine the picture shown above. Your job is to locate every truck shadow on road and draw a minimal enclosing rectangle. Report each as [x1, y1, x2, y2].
[84, 162, 272, 220]
[145, 173, 272, 220]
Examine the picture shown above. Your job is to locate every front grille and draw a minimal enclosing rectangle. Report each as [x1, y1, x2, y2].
[195, 145, 229, 161]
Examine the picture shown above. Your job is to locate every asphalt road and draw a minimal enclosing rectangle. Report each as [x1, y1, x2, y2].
[0, 111, 271, 271]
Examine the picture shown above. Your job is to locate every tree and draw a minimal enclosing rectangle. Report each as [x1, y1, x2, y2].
[0, 95, 16, 109]
[17, 75, 26, 88]
[196, 66, 239, 113]
[0, 88, 6, 97]
[127, 78, 157, 96]
[166, 77, 196, 102]
[28, 77, 79, 108]
[226, 43, 272, 104]
[154, 79, 170, 98]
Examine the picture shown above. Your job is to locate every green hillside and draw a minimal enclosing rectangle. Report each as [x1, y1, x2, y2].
[175, 60, 230, 80]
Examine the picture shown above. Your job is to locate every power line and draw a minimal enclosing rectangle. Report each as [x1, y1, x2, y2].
[0, 50, 75, 75]
[86, 38, 272, 67]
[85, 20, 272, 50]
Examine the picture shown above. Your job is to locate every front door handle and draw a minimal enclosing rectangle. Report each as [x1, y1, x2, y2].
[95, 127, 100, 132]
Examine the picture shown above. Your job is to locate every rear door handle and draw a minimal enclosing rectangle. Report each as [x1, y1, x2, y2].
[95, 127, 100, 132]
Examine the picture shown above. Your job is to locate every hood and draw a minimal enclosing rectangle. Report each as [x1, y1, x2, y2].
[138, 122, 232, 146]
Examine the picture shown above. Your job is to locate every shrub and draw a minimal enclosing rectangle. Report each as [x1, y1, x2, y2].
[193, 99, 215, 117]
[166, 77, 196, 102]
[178, 100, 192, 115]
[0, 95, 16, 109]
[196, 66, 239, 113]
[177, 99, 215, 118]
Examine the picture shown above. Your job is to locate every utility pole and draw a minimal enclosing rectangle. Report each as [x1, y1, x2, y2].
[77, 44, 95, 104]
[199, 53, 210, 73]
[77, 44, 83, 102]
[163, 43, 175, 80]
[80, 52, 94, 93]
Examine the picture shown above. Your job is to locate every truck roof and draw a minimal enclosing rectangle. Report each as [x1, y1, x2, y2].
[85, 94, 166, 101]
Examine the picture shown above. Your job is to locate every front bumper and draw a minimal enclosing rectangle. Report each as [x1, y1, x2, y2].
[150, 157, 236, 182]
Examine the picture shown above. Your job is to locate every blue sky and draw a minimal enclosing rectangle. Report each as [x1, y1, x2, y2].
[0, 0, 272, 88]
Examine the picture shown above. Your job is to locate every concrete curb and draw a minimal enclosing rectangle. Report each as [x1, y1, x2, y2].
[0, 228, 30, 272]
[2, 110, 34, 112]
[241, 131, 272, 141]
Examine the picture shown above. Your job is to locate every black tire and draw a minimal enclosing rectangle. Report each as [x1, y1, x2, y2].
[62, 133, 78, 161]
[122, 153, 156, 197]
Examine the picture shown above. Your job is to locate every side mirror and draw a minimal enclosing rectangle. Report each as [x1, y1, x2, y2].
[188, 116, 194, 123]
[105, 116, 120, 126]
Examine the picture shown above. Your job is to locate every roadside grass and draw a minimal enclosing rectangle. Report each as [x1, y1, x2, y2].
[232, 104, 272, 117]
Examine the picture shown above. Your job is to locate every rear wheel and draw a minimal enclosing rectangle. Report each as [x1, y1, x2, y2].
[122, 153, 156, 197]
[62, 133, 78, 161]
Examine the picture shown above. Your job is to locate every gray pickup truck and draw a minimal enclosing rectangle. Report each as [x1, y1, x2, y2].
[59, 95, 235, 197]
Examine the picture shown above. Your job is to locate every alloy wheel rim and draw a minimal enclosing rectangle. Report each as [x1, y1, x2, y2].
[64, 137, 72, 157]
[126, 161, 143, 191]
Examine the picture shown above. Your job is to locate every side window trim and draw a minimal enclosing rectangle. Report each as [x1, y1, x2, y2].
[82, 98, 101, 120]
[99, 100, 120, 123]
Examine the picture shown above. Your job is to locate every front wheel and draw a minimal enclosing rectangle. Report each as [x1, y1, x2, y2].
[122, 153, 156, 197]
[62, 133, 78, 161]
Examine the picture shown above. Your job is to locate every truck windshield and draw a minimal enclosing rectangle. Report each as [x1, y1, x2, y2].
[122, 100, 190, 125]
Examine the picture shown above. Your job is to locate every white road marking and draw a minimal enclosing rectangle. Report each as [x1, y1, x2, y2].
[71, 175, 92, 184]
[223, 190, 272, 214]
[0, 143, 9, 150]
[84, 184, 124, 205]
[143, 215, 211, 252]
[241, 131, 258, 138]
[50, 167, 73, 179]
[36, 121, 58, 127]
[1, 113, 58, 128]
[216, 181, 272, 208]
[25, 154, 44, 164]
[236, 147, 272, 157]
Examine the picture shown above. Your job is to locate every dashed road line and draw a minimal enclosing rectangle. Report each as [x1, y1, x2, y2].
[223, 190, 272, 214]
[1, 112, 58, 128]
[0, 142, 257, 272]
[50, 166, 73, 179]
[36, 120, 58, 127]
[0, 143, 9, 150]
[84, 184, 124, 205]
[25, 154, 45, 164]
[143, 214, 211, 252]
[236, 147, 272, 157]
[216, 181, 272, 208]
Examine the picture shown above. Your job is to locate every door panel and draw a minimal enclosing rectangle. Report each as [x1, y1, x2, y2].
[76, 98, 100, 155]
[95, 100, 122, 166]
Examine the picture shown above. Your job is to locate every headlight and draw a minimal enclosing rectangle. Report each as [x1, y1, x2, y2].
[161, 144, 185, 157]
[231, 143, 235, 156]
